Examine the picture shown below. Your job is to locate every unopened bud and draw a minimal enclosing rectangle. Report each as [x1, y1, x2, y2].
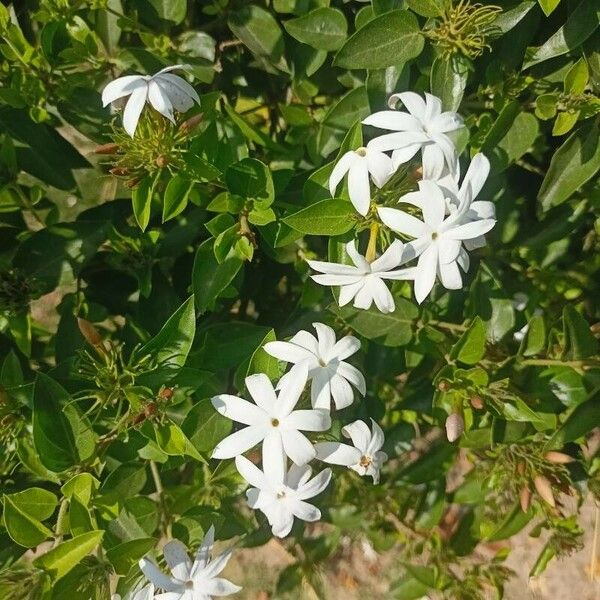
[545, 451, 575, 464]
[470, 394, 484, 409]
[445, 413, 464, 442]
[77, 318, 103, 346]
[534, 475, 556, 507]
[155, 155, 169, 168]
[95, 143, 119, 155]
[516, 461, 525, 476]
[590, 322, 600, 335]
[519, 486, 531, 512]
[126, 178, 140, 189]
[179, 112, 203, 135]
[412, 165, 423, 180]
[144, 402, 158, 417]
[159, 387, 174, 400]
[438, 380, 450, 392]
[109, 167, 129, 176]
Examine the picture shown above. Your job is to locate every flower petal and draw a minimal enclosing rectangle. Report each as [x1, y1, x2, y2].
[438, 260, 463, 290]
[392, 91, 427, 120]
[211, 425, 266, 459]
[369, 239, 404, 272]
[139, 559, 180, 592]
[352, 281, 375, 310]
[290, 500, 321, 522]
[459, 153, 490, 201]
[315, 442, 361, 466]
[338, 280, 364, 307]
[263, 431, 286, 484]
[422, 143, 445, 181]
[429, 110, 464, 134]
[367, 131, 428, 153]
[312, 322, 336, 359]
[102, 75, 146, 106]
[289, 330, 319, 354]
[444, 219, 496, 240]
[418, 180, 446, 229]
[201, 548, 233, 579]
[437, 238, 462, 265]
[155, 73, 200, 110]
[244, 373, 278, 413]
[347, 158, 371, 216]
[391, 144, 422, 168]
[345, 241, 370, 272]
[281, 429, 316, 466]
[424, 92, 442, 121]
[329, 150, 357, 197]
[414, 244, 438, 304]
[122, 86, 148, 137]
[329, 335, 360, 362]
[367, 419, 385, 454]
[211, 395, 266, 425]
[306, 259, 361, 276]
[377, 207, 427, 239]
[329, 373, 355, 409]
[363, 110, 423, 131]
[368, 277, 395, 314]
[341, 420, 371, 452]
[263, 341, 314, 366]
[336, 361, 366, 395]
[285, 409, 331, 432]
[235, 455, 269, 489]
[367, 150, 394, 188]
[297, 468, 332, 500]
[203, 577, 242, 596]
[311, 273, 365, 286]
[163, 539, 192, 581]
[310, 369, 332, 409]
[268, 503, 295, 538]
[192, 525, 214, 572]
[276, 362, 308, 417]
[148, 80, 175, 123]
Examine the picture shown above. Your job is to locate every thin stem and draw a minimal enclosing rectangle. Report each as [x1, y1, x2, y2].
[426, 319, 468, 333]
[521, 358, 600, 369]
[365, 222, 380, 262]
[150, 460, 171, 537]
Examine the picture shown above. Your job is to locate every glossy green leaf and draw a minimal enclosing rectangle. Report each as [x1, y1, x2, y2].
[283, 198, 357, 235]
[284, 8, 348, 51]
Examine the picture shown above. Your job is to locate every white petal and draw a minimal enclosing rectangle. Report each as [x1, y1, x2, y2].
[282, 430, 316, 466]
[329, 151, 357, 197]
[352, 281, 375, 310]
[457, 247, 470, 272]
[348, 158, 371, 216]
[244, 373, 278, 413]
[201, 548, 233, 579]
[394, 91, 427, 120]
[345, 241, 370, 272]
[430, 133, 458, 174]
[122, 86, 148, 137]
[460, 153, 490, 201]
[192, 525, 214, 572]
[367, 150, 394, 188]
[419, 180, 446, 229]
[437, 237, 462, 265]
[311, 273, 365, 286]
[469, 200, 495, 220]
[235, 455, 269, 489]
[285, 409, 331, 432]
[329, 335, 360, 362]
[403, 237, 431, 261]
[203, 577, 242, 596]
[338, 280, 364, 307]
[369, 239, 404, 272]
[424, 92, 442, 122]
[444, 219, 496, 240]
[336, 362, 366, 395]
[268, 504, 295, 538]
[306, 259, 361, 276]
[312, 322, 336, 359]
[133, 585, 157, 600]
[367, 131, 429, 153]
[429, 111, 464, 134]
[363, 110, 423, 132]
[367, 420, 385, 453]
[391, 144, 421, 168]
[377, 207, 427, 239]
[263, 341, 313, 366]
[290, 500, 321, 523]
[342, 420, 371, 452]
[155, 64, 192, 75]
[211, 425, 266, 459]
[139, 559, 180, 592]
[276, 362, 308, 417]
[329, 373, 355, 409]
[414, 245, 438, 304]
[262, 432, 286, 486]
[148, 80, 175, 123]
[297, 468, 332, 500]
[211, 395, 266, 425]
[368, 277, 395, 313]
[102, 75, 146, 106]
[154, 593, 183, 600]
[310, 369, 332, 410]
[438, 261, 463, 290]
[315, 442, 361, 466]
[286, 463, 312, 489]
[155, 73, 200, 110]
[422, 143, 445, 181]
[289, 330, 320, 354]
[380, 266, 417, 281]
[163, 540, 191, 581]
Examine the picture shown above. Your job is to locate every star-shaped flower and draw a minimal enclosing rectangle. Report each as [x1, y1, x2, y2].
[236, 455, 332, 538]
[139, 527, 241, 600]
[102, 65, 200, 137]
[328, 146, 394, 216]
[211, 363, 330, 476]
[307, 240, 411, 314]
[264, 322, 365, 411]
[364, 92, 464, 178]
[315, 419, 387, 484]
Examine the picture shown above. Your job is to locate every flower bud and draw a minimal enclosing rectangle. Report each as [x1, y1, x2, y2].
[126, 178, 140, 189]
[179, 112, 203, 135]
[470, 394, 484, 409]
[544, 451, 575, 464]
[155, 155, 169, 168]
[445, 413, 464, 442]
[77, 318, 103, 346]
[519, 486, 531, 512]
[533, 475, 556, 507]
[437, 380, 450, 392]
[94, 143, 119, 155]
[159, 387, 174, 400]
[109, 166, 129, 176]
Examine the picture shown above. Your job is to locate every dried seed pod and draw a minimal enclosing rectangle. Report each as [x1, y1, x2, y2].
[544, 451, 575, 464]
[126, 178, 140, 189]
[109, 166, 129, 176]
[438, 380, 450, 392]
[155, 155, 169, 168]
[534, 475, 556, 507]
[470, 394, 484, 409]
[94, 143, 119, 155]
[179, 112, 203, 135]
[519, 486, 531, 512]
[445, 413, 464, 442]
[159, 387, 174, 400]
[77, 318, 103, 346]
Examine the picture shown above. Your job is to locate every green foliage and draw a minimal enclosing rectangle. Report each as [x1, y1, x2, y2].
[0, 1, 599, 599]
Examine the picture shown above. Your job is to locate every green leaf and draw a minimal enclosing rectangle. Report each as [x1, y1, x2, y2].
[562, 305, 597, 359]
[228, 5, 287, 71]
[450, 317, 486, 365]
[405, 0, 445, 17]
[330, 300, 418, 347]
[283, 199, 357, 235]
[430, 56, 468, 112]
[155, 422, 205, 461]
[284, 8, 347, 51]
[523, 2, 600, 69]
[546, 387, 600, 448]
[137, 296, 196, 386]
[392, 575, 430, 599]
[106, 537, 156, 575]
[146, 0, 186, 23]
[2, 495, 53, 547]
[333, 10, 424, 70]
[5, 488, 58, 521]
[538, 123, 600, 210]
[131, 176, 155, 231]
[163, 175, 194, 223]
[192, 239, 243, 313]
[225, 158, 274, 207]
[61, 473, 100, 505]
[494, 1, 537, 34]
[33, 374, 95, 473]
[484, 503, 534, 541]
[520, 314, 546, 356]
[182, 399, 232, 455]
[100, 464, 147, 504]
[535, 94, 558, 120]
[34, 531, 104, 582]
[537, 0, 561, 17]
[564, 57, 589, 94]
[552, 111, 580, 136]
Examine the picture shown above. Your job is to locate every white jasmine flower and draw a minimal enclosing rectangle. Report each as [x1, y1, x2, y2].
[307, 240, 411, 314]
[102, 65, 200, 137]
[235, 455, 332, 538]
[378, 177, 496, 304]
[211, 363, 330, 474]
[139, 527, 241, 599]
[264, 322, 365, 411]
[315, 419, 387, 484]
[329, 147, 394, 216]
[364, 92, 464, 178]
